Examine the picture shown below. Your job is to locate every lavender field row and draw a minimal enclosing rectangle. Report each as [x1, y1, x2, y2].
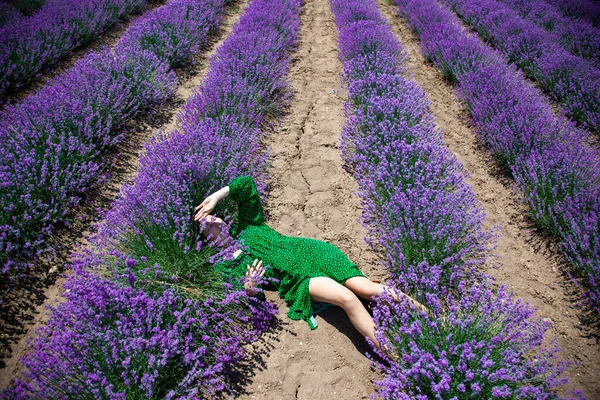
[3, 0, 302, 395]
[0, 0, 227, 276]
[330, 0, 577, 397]
[5, 0, 45, 16]
[439, 0, 600, 136]
[0, 0, 156, 98]
[392, 0, 600, 316]
[543, 0, 600, 28]
[0, 0, 46, 29]
[0, 3, 23, 29]
[493, 0, 600, 66]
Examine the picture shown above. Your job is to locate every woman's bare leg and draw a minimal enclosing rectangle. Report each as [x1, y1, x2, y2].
[342, 276, 384, 301]
[343, 276, 428, 312]
[308, 277, 380, 349]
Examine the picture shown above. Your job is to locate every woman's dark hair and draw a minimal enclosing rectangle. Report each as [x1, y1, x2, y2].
[192, 211, 230, 247]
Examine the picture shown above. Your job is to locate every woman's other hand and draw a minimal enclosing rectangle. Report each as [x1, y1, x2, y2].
[194, 194, 218, 221]
[245, 259, 265, 296]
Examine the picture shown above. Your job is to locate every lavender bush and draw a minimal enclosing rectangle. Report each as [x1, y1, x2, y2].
[0, 0, 228, 275]
[493, 0, 600, 66]
[439, 0, 600, 135]
[0, 49, 176, 275]
[10, 0, 45, 15]
[394, 0, 600, 314]
[543, 0, 600, 28]
[372, 289, 573, 399]
[331, 0, 575, 396]
[0, 0, 149, 97]
[0, 2, 22, 28]
[95, 0, 302, 301]
[179, 0, 301, 129]
[4, 0, 301, 395]
[3, 267, 276, 399]
[333, 0, 493, 301]
[115, 0, 224, 68]
[97, 118, 269, 282]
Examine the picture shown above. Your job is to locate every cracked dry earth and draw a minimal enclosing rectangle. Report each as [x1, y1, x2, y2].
[232, 0, 389, 397]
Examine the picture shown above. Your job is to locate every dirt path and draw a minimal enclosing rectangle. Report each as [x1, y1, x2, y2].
[0, 1, 249, 389]
[230, 0, 390, 398]
[375, 0, 600, 397]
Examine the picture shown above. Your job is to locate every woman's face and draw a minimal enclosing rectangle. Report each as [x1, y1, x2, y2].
[201, 215, 225, 241]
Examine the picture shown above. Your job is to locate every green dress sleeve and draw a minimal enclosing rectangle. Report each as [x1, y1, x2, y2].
[214, 253, 266, 301]
[228, 175, 264, 225]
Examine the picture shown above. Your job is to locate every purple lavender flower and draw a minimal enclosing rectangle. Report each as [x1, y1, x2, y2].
[333, 0, 493, 300]
[395, 0, 600, 314]
[492, 0, 600, 66]
[115, 0, 225, 67]
[1, 0, 231, 275]
[0, 0, 148, 96]
[0, 47, 176, 274]
[543, 0, 600, 28]
[4, 0, 300, 396]
[371, 288, 575, 399]
[330, 0, 576, 396]
[3, 269, 276, 399]
[0, 2, 22, 28]
[440, 0, 600, 135]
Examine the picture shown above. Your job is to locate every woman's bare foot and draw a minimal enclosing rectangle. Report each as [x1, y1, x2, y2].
[379, 341, 399, 362]
[383, 285, 429, 314]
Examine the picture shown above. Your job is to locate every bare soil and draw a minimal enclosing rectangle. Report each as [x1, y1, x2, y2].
[0, 1, 249, 390]
[375, 0, 600, 398]
[227, 0, 391, 397]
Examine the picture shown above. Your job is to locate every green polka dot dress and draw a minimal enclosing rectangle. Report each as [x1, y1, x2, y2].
[214, 175, 366, 330]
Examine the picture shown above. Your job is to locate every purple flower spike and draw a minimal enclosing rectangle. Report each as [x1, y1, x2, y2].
[330, 0, 577, 396]
[492, 0, 600, 66]
[371, 288, 575, 399]
[395, 0, 600, 314]
[440, 0, 600, 135]
[0, 0, 148, 96]
[1, 0, 229, 275]
[4, 0, 300, 396]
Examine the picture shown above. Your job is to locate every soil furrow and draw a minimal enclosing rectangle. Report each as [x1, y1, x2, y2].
[375, 0, 600, 397]
[0, 0, 249, 389]
[233, 0, 389, 397]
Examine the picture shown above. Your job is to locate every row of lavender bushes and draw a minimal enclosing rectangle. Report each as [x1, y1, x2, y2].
[0, 0, 228, 276]
[3, 0, 302, 396]
[493, 0, 600, 66]
[0, 2, 23, 28]
[543, 0, 600, 28]
[330, 0, 577, 397]
[0, 0, 44, 27]
[394, 0, 600, 315]
[440, 0, 600, 136]
[0, 0, 150, 97]
[9, 0, 45, 15]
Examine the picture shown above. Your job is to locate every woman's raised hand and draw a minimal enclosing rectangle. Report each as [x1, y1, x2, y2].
[245, 259, 265, 296]
[194, 194, 218, 222]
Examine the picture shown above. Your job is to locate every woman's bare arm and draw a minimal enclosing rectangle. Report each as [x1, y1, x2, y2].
[194, 185, 230, 221]
[212, 185, 230, 201]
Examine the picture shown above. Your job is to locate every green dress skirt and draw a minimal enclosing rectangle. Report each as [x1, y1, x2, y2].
[214, 175, 366, 330]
